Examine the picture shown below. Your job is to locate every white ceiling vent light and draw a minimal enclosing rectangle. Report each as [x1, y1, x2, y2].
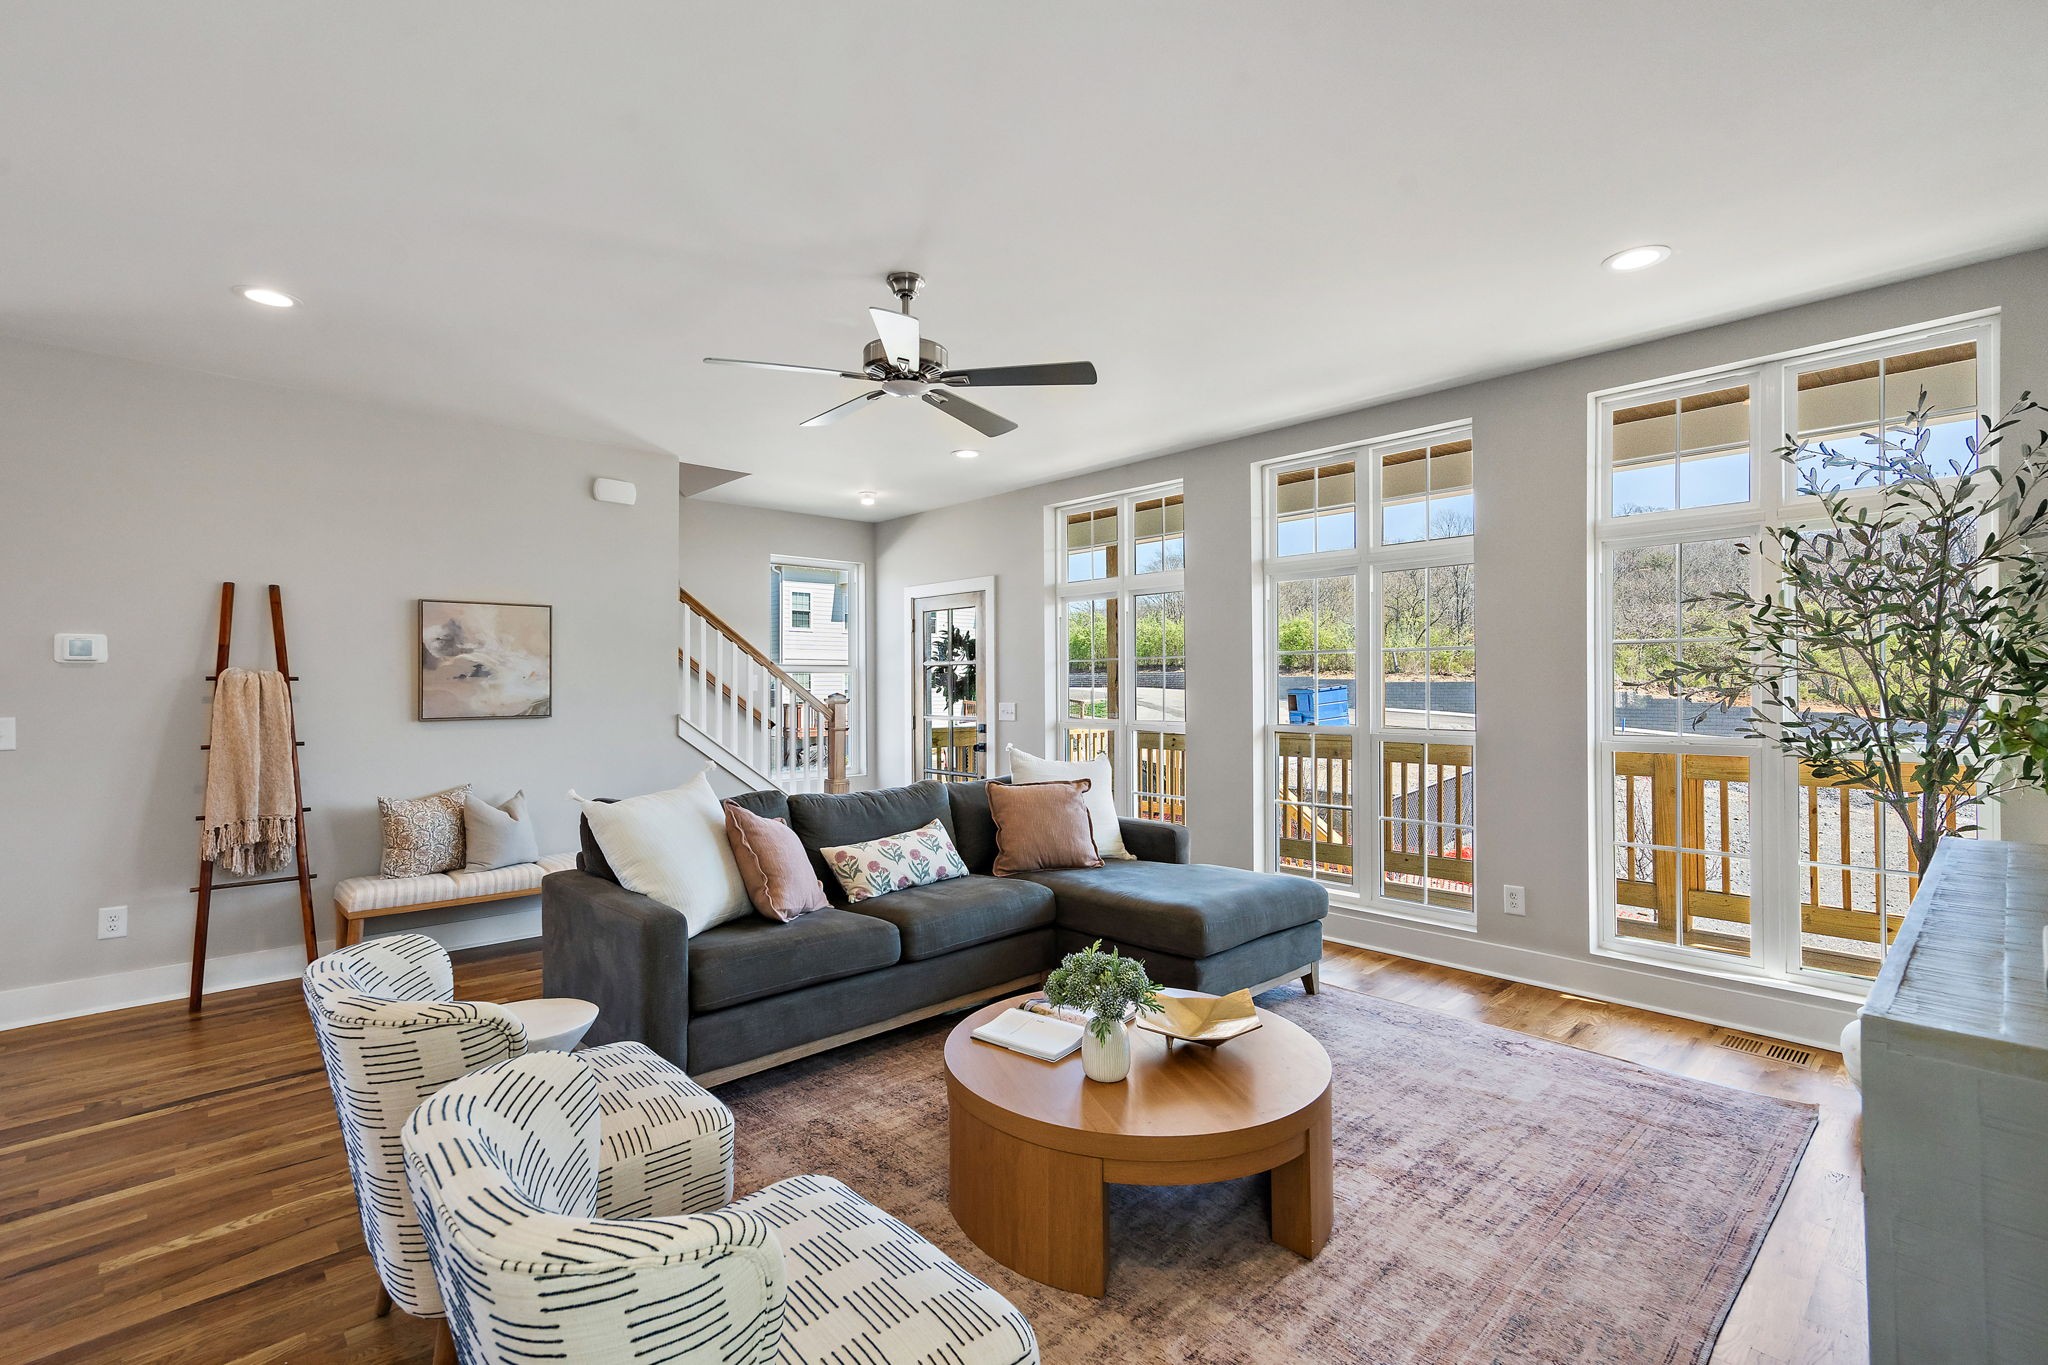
[238, 286, 298, 307]
[858, 491, 877, 506]
[592, 477, 637, 505]
[1602, 245, 1673, 273]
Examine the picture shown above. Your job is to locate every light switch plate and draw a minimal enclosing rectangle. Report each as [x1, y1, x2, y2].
[0, 717, 13, 750]
[1504, 884, 1527, 916]
[997, 702, 1017, 722]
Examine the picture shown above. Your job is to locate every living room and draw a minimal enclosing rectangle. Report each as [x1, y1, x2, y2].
[4, 5, 2047, 1363]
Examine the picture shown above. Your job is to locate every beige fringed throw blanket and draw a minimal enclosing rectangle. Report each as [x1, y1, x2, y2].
[201, 667, 299, 876]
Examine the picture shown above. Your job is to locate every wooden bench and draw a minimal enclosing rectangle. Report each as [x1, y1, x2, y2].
[332, 854, 576, 947]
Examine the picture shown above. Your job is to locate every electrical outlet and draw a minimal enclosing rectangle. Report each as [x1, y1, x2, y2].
[98, 905, 128, 939]
[1503, 885, 1527, 917]
[997, 702, 1017, 722]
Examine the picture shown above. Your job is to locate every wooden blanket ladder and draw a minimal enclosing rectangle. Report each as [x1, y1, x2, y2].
[190, 582, 317, 1012]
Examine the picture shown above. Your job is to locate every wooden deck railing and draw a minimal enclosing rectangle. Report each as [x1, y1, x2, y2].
[679, 589, 848, 793]
[1612, 750, 1960, 976]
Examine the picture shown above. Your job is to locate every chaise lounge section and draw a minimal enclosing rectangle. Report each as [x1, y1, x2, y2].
[543, 778, 1325, 1083]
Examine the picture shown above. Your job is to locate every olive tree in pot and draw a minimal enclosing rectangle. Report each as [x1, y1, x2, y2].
[1669, 392, 2048, 1074]
[1043, 940, 1163, 1083]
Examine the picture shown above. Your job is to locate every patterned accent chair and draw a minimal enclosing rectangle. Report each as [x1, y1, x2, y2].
[404, 1051, 1040, 1365]
[303, 933, 737, 1332]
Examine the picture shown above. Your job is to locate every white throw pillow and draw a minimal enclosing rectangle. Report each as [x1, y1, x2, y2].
[570, 773, 751, 936]
[1005, 745, 1132, 859]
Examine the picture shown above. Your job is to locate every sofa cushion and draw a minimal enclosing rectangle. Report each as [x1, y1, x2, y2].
[945, 781, 1002, 875]
[579, 788, 787, 884]
[789, 782, 952, 905]
[688, 908, 901, 1012]
[988, 779, 1103, 876]
[843, 874, 1057, 961]
[1020, 861, 1329, 959]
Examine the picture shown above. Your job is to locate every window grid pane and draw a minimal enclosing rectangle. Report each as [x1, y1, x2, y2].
[1610, 538, 1748, 737]
[1133, 493, 1186, 574]
[1064, 598, 1118, 722]
[1065, 505, 1119, 581]
[1379, 741, 1474, 910]
[1610, 751, 1752, 959]
[1276, 461, 1357, 556]
[1275, 732, 1354, 883]
[1134, 730, 1187, 825]
[1275, 576, 1357, 726]
[1794, 341, 1977, 492]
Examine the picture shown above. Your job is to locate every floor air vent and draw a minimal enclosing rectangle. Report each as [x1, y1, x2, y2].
[1716, 1032, 1817, 1068]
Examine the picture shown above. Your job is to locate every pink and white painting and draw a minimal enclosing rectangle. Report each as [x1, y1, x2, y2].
[419, 600, 552, 720]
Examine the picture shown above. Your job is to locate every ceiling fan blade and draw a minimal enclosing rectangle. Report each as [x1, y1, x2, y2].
[939, 361, 1098, 387]
[705, 357, 870, 380]
[800, 391, 885, 428]
[869, 307, 921, 370]
[922, 390, 1018, 438]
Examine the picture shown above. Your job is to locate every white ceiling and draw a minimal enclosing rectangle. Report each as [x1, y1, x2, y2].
[4, 2, 2046, 520]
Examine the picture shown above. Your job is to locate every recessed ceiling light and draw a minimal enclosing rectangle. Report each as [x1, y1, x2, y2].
[1602, 245, 1672, 273]
[238, 286, 298, 308]
[953, 449, 980, 460]
[858, 491, 877, 506]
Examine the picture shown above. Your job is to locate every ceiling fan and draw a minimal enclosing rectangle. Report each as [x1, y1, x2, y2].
[704, 272, 1097, 438]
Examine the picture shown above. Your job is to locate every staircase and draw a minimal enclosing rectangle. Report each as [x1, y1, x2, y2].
[678, 588, 849, 794]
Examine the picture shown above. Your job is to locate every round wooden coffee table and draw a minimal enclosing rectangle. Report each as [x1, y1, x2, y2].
[944, 992, 1332, 1297]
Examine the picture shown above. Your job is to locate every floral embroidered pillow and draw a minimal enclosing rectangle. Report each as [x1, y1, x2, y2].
[817, 818, 969, 903]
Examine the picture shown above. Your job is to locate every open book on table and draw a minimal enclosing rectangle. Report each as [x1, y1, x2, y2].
[971, 1007, 1084, 1062]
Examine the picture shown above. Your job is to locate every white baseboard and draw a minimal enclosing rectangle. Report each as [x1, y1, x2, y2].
[1322, 905, 1858, 1051]
[0, 905, 541, 1033]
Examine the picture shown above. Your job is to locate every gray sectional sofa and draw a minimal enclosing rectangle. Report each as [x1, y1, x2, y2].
[542, 778, 1326, 1084]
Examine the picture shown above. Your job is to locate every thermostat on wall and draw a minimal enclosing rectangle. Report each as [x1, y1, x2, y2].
[55, 633, 108, 663]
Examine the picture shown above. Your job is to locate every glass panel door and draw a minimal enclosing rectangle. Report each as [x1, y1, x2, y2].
[915, 591, 985, 783]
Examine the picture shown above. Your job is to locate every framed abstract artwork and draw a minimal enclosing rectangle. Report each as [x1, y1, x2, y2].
[418, 600, 553, 720]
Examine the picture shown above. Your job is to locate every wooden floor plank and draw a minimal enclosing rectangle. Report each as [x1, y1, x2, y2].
[0, 939, 1863, 1363]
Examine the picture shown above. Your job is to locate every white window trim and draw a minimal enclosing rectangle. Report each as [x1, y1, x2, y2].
[771, 552, 867, 779]
[1586, 310, 2001, 998]
[1255, 420, 1478, 931]
[1044, 482, 1187, 818]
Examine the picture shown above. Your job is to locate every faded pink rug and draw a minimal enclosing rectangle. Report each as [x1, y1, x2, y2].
[716, 983, 1816, 1364]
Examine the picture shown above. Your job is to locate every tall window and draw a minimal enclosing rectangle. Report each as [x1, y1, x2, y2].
[1262, 423, 1477, 925]
[1594, 315, 1994, 990]
[1051, 486, 1188, 824]
[769, 558, 861, 774]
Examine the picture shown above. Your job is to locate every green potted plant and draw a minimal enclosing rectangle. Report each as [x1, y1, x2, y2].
[1043, 940, 1163, 1083]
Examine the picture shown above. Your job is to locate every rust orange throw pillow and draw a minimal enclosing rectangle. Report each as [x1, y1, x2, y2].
[987, 779, 1105, 877]
[723, 801, 830, 921]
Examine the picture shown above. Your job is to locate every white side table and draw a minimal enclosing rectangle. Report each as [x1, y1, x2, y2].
[507, 997, 599, 1053]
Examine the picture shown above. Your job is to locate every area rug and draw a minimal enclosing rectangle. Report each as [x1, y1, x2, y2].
[716, 984, 1817, 1365]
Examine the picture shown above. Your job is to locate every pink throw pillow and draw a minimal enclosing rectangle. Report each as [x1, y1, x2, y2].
[988, 779, 1105, 877]
[723, 802, 830, 921]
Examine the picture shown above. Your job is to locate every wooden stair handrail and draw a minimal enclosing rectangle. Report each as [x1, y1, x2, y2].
[679, 588, 836, 712]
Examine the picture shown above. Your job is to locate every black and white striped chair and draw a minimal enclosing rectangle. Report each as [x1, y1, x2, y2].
[403, 1051, 1040, 1365]
[304, 934, 736, 1357]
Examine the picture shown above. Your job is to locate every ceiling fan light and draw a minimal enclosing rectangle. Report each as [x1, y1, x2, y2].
[953, 449, 979, 460]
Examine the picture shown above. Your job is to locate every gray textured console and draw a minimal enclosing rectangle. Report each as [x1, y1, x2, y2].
[1861, 839, 2048, 1364]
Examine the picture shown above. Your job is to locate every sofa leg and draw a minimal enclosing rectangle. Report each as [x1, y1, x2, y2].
[373, 1281, 392, 1318]
[1301, 961, 1320, 995]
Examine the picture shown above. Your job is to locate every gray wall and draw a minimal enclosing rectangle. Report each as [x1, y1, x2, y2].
[679, 496, 877, 782]
[0, 336, 694, 1025]
[873, 247, 2048, 1046]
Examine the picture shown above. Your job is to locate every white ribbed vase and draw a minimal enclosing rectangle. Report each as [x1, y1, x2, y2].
[1081, 1017, 1132, 1083]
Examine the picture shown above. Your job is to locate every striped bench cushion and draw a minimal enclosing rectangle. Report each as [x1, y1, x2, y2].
[335, 853, 577, 914]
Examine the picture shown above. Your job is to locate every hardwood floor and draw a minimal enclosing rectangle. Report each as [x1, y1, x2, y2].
[0, 941, 1864, 1364]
